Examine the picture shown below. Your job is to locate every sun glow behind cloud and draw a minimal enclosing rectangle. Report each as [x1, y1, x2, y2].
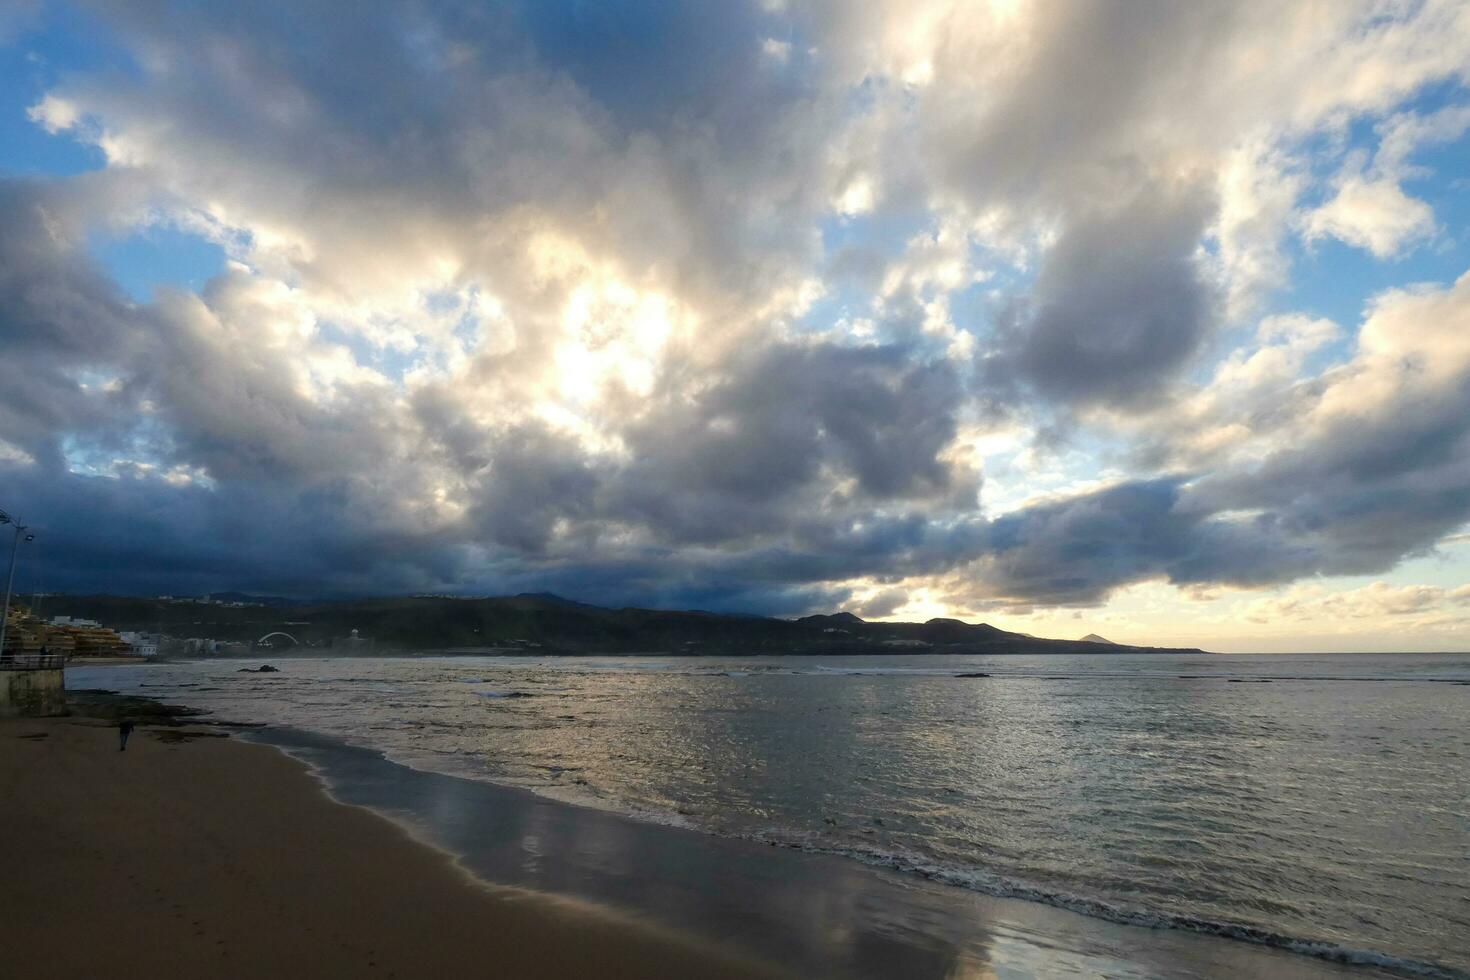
[1, 0, 1469, 648]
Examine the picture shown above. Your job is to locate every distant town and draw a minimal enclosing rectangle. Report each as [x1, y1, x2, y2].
[1, 593, 375, 663]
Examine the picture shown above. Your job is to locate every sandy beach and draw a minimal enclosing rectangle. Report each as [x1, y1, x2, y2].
[6, 673, 1428, 980]
[0, 715, 783, 980]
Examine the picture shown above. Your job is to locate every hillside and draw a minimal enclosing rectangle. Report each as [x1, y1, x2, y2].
[32, 593, 1207, 656]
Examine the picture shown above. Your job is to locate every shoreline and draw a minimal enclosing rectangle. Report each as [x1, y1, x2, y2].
[0, 706, 786, 980]
[240, 728, 1419, 979]
[25, 683, 1454, 979]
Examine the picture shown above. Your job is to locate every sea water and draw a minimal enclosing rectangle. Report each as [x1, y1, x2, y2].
[72, 652, 1470, 976]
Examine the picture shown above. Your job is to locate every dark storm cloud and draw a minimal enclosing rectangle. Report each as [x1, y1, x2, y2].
[0, 464, 467, 599]
[468, 421, 601, 553]
[519, 0, 797, 134]
[1010, 186, 1219, 409]
[0, 176, 151, 469]
[976, 480, 1322, 609]
[1180, 376, 1470, 583]
[979, 361, 1470, 604]
[607, 342, 978, 546]
[133, 279, 408, 487]
[981, 480, 1195, 606]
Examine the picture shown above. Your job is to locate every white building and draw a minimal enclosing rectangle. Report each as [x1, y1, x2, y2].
[51, 615, 102, 628]
[118, 631, 160, 658]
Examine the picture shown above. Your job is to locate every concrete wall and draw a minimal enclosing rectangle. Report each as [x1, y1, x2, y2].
[0, 668, 66, 718]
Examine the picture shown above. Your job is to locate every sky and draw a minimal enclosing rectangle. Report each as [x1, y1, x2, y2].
[2, 1, 1470, 652]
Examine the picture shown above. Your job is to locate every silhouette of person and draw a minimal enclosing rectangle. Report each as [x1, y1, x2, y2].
[118, 719, 135, 752]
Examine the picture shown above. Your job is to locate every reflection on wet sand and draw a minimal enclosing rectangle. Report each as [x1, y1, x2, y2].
[256, 726, 1372, 979]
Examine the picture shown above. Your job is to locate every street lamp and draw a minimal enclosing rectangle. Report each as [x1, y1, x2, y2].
[0, 510, 35, 661]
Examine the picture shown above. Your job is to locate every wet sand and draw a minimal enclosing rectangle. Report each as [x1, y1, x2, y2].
[252, 726, 1391, 980]
[0, 717, 782, 980]
[2, 709, 1404, 980]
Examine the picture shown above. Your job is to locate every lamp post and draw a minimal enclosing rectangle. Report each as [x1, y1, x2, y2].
[0, 510, 35, 661]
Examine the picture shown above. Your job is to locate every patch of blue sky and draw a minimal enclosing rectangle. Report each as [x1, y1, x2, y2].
[423, 285, 488, 339]
[818, 208, 915, 261]
[62, 413, 216, 487]
[1276, 206, 1468, 349]
[308, 286, 494, 388]
[59, 433, 119, 479]
[1265, 83, 1468, 312]
[1411, 128, 1470, 261]
[1277, 238, 1405, 328]
[315, 321, 422, 385]
[1391, 77, 1470, 132]
[951, 266, 1030, 339]
[809, 209, 1019, 346]
[0, 2, 130, 176]
[6, 7, 228, 303]
[62, 363, 118, 389]
[88, 225, 228, 303]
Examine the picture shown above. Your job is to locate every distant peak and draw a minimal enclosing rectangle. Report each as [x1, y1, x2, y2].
[1080, 633, 1116, 644]
[512, 592, 598, 609]
[796, 611, 865, 626]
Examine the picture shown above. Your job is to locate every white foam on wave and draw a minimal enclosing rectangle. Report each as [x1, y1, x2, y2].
[735, 830, 1470, 980]
[318, 728, 1470, 980]
[287, 718, 1470, 980]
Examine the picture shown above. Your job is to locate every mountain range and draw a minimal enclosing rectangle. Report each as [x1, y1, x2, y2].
[35, 593, 1206, 656]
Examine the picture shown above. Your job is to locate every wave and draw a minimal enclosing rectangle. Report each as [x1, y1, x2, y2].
[91, 660, 1469, 977]
[326, 728, 1470, 980]
[416, 657, 1470, 683]
[739, 831, 1469, 980]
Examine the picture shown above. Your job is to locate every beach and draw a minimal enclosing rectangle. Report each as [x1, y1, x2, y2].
[0, 714, 782, 980]
[12, 661, 1449, 980]
[68, 654, 1470, 978]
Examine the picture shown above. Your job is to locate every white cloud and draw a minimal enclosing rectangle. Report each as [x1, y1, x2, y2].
[1302, 103, 1470, 258]
[1303, 168, 1436, 258]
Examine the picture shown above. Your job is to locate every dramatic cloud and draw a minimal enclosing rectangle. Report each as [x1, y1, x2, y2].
[2, 0, 1470, 645]
[1003, 183, 1219, 410]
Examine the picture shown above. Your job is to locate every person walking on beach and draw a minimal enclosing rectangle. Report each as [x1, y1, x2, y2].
[118, 719, 135, 752]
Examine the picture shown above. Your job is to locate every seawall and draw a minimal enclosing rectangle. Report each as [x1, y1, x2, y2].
[0, 668, 66, 717]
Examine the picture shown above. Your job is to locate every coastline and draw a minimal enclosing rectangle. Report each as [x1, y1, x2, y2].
[8, 684, 1449, 979]
[0, 709, 785, 980]
[244, 724, 1427, 980]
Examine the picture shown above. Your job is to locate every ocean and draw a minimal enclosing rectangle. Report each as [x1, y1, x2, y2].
[71, 652, 1470, 978]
